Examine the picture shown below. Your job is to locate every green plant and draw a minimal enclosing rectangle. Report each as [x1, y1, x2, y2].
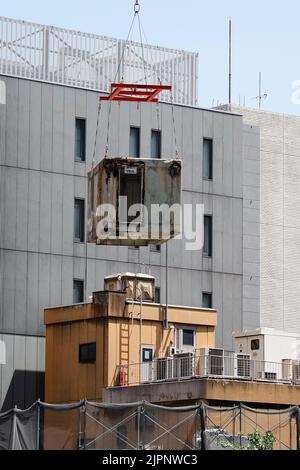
[221, 429, 276, 451]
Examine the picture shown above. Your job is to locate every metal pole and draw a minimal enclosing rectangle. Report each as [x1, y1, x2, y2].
[43, 27, 49, 81]
[36, 401, 41, 450]
[228, 19, 232, 107]
[81, 401, 87, 450]
[199, 403, 206, 451]
[140, 289, 142, 352]
[164, 242, 169, 329]
[296, 407, 300, 451]
[259, 72, 262, 109]
[11, 406, 17, 450]
[137, 405, 140, 450]
[239, 403, 242, 446]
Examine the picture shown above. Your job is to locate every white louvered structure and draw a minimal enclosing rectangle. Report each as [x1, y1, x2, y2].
[0, 16, 198, 106]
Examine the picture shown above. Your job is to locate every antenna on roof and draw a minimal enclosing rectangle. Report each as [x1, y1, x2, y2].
[252, 72, 268, 108]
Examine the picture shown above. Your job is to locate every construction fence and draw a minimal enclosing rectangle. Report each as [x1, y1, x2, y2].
[0, 400, 299, 451]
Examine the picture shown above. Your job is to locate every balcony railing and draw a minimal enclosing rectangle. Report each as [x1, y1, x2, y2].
[113, 353, 300, 387]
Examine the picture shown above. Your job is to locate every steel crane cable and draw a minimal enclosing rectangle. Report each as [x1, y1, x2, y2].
[91, 1, 139, 165]
[105, 7, 138, 157]
[138, 16, 180, 159]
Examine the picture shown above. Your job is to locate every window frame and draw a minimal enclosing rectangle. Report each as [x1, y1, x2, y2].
[75, 117, 86, 163]
[151, 129, 162, 159]
[202, 292, 213, 309]
[251, 339, 260, 351]
[203, 137, 213, 181]
[74, 198, 85, 243]
[203, 215, 213, 257]
[73, 279, 84, 304]
[129, 126, 141, 158]
[79, 343, 96, 364]
[175, 326, 196, 352]
[155, 287, 161, 304]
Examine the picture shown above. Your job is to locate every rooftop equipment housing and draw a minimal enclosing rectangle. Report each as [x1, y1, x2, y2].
[87, 157, 182, 246]
[104, 272, 155, 302]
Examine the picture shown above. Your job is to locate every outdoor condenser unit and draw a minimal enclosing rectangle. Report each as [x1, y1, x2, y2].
[87, 157, 182, 246]
[199, 348, 224, 376]
[154, 358, 174, 382]
[234, 354, 251, 378]
[173, 353, 194, 379]
[292, 361, 300, 385]
[282, 359, 293, 381]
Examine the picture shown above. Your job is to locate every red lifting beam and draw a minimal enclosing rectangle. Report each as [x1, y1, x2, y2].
[100, 83, 172, 103]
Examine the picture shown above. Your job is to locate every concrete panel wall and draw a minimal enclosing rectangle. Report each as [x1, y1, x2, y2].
[242, 124, 261, 330]
[231, 106, 300, 335]
[0, 75, 245, 407]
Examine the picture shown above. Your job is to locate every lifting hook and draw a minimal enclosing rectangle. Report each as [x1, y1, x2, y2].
[134, 0, 140, 14]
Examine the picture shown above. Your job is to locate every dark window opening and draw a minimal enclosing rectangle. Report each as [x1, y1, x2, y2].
[203, 138, 213, 180]
[182, 329, 194, 347]
[204, 215, 212, 257]
[75, 118, 86, 162]
[151, 130, 161, 159]
[155, 287, 161, 304]
[251, 339, 260, 351]
[79, 343, 96, 364]
[73, 280, 84, 304]
[130, 127, 140, 158]
[74, 199, 85, 242]
[202, 292, 212, 309]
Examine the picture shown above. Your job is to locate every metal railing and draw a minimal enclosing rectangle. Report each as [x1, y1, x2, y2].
[0, 16, 198, 106]
[114, 353, 300, 387]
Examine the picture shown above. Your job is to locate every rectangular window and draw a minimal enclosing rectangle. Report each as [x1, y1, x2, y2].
[203, 215, 212, 257]
[75, 118, 86, 162]
[251, 339, 260, 351]
[129, 127, 140, 158]
[202, 292, 212, 309]
[74, 199, 85, 242]
[79, 343, 96, 363]
[151, 130, 161, 159]
[182, 329, 195, 347]
[73, 280, 84, 304]
[203, 138, 213, 180]
[155, 287, 161, 304]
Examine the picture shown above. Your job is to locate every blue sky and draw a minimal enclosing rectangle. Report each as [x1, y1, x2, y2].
[1, 0, 300, 114]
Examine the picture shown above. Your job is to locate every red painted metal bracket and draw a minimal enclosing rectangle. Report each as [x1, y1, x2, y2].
[100, 83, 172, 103]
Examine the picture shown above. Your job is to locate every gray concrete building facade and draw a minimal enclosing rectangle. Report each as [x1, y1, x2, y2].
[0, 19, 260, 411]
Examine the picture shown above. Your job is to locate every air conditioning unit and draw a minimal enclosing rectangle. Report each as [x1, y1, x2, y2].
[292, 360, 300, 385]
[173, 353, 194, 379]
[199, 348, 224, 376]
[235, 354, 251, 378]
[257, 371, 277, 381]
[282, 359, 293, 381]
[154, 357, 173, 381]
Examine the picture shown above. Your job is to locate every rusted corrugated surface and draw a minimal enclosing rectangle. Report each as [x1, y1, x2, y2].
[87, 157, 182, 246]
